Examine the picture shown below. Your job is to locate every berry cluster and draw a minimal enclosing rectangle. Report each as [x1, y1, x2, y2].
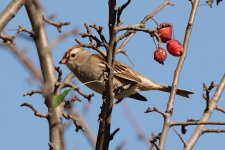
[154, 22, 184, 65]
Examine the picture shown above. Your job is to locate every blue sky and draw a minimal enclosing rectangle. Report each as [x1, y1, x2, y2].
[0, 0, 225, 150]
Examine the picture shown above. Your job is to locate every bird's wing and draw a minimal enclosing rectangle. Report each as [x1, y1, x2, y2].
[113, 61, 142, 83]
[92, 54, 142, 83]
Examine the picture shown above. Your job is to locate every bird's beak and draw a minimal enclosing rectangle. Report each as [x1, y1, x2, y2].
[59, 58, 67, 64]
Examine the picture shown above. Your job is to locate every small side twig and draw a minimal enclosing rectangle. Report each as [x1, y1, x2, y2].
[21, 103, 48, 118]
[63, 112, 84, 132]
[173, 128, 187, 146]
[0, 33, 15, 44]
[17, 25, 35, 37]
[23, 90, 42, 96]
[145, 107, 167, 117]
[150, 132, 161, 150]
[116, 0, 131, 26]
[75, 39, 106, 57]
[66, 82, 94, 103]
[110, 128, 120, 141]
[216, 106, 225, 114]
[202, 128, 225, 134]
[55, 66, 62, 82]
[42, 15, 70, 33]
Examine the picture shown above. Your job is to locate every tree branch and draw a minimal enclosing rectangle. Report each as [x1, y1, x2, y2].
[185, 74, 225, 150]
[0, 0, 26, 32]
[158, 1, 200, 149]
[25, 1, 65, 150]
[21, 102, 48, 118]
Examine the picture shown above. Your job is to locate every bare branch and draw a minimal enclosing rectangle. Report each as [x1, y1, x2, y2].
[0, 33, 15, 44]
[65, 82, 94, 103]
[55, 66, 62, 82]
[202, 128, 225, 134]
[89, 24, 107, 45]
[216, 106, 225, 114]
[0, 0, 26, 32]
[25, 1, 65, 149]
[110, 128, 120, 141]
[171, 121, 225, 126]
[185, 74, 225, 150]
[17, 25, 35, 37]
[145, 107, 167, 117]
[75, 39, 106, 57]
[173, 128, 187, 146]
[150, 132, 161, 150]
[63, 112, 85, 132]
[21, 103, 48, 118]
[42, 15, 70, 33]
[23, 90, 42, 96]
[116, 0, 174, 53]
[158, 1, 200, 149]
[116, 0, 131, 26]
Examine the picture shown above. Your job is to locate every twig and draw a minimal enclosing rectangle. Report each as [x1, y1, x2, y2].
[216, 106, 225, 114]
[89, 24, 107, 45]
[158, 1, 200, 149]
[75, 39, 106, 57]
[149, 132, 161, 150]
[203, 81, 217, 112]
[110, 128, 120, 141]
[116, 0, 174, 53]
[21, 103, 48, 118]
[116, 0, 131, 26]
[185, 74, 225, 150]
[170, 121, 225, 126]
[25, 1, 65, 149]
[202, 128, 225, 134]
[145, 107, 167, 117]
[23, 90, 42, 96]
[173, 128, 187, 146]
[55, 66, 62, 82]
[42, 15, 70, 33]
[63, 112, 84, 132]
[0, 0, 26, 32]
[17, 25, 35, 37]
[66, 82, 94, 103]
[0, 33, 15, 44]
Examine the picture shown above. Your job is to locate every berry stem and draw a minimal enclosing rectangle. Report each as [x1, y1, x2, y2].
[151, 17, 159, 26]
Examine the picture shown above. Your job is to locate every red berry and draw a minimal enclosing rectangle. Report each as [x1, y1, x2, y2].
[157, 23, 173, 43]
[154, 47, 167, 64]
[166, 39, 184, 57]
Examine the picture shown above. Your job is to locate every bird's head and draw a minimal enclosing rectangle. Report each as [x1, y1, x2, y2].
[59, 46, 83, 65]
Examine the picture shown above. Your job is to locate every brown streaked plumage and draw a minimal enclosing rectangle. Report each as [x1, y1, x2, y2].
[60, 47, 194, 101]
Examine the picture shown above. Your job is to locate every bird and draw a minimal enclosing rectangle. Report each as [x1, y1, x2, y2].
[59, 46, 193, 102]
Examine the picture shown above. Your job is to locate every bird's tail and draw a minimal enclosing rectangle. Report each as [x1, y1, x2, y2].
[140, 78, 194, 98]
[159, 86, 194, 98]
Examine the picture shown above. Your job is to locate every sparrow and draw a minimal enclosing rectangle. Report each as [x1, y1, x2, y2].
[59, 46, 193, 102]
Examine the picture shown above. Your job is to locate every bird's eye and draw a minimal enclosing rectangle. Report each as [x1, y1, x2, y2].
[71, 53, 76, 57]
